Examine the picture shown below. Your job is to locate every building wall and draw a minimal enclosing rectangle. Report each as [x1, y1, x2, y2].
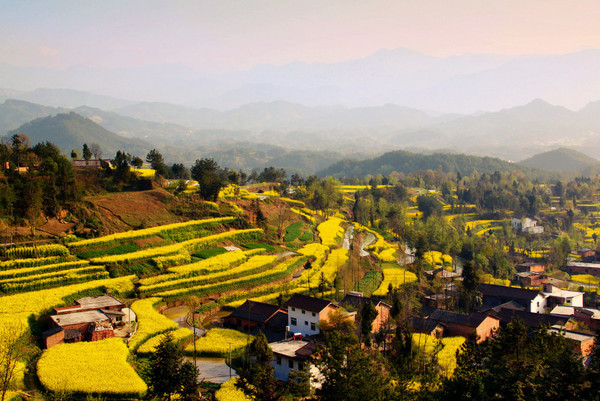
[272, 355, 322, 389]
[529, 294, 547, 313]
[288, 306, 322, 336]
[372, 305, 390, 332]
[474, 317, 500, 343]
[44, 331, 65, 349]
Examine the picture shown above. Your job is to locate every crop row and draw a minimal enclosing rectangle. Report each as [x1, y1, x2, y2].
[152, 250, 191, 269]
[0, 255, 64, 270]
[5, 244, 69, 259]
[217, 256, 308, 308]
[0, 260, 90, 280]
[37, 337, 147, 396]
[0, 266, 108, 294]
[136, 327, 194, 355]
[139, 254, 277, 295]
[139, 249, 262, 287]
[89, 228, 263, 265]
[156, 255, 305, 300]
[128, 297, 178, 351]
[290, 207, 316, 224]
[68, 216, 236, 248]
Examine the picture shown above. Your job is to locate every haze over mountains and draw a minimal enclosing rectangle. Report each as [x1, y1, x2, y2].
[2, 48, 600, 113]
[2, 47, 600, 175]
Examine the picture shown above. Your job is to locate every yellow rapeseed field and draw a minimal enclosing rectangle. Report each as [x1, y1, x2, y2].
[373, 265, 417, 296]
[215, 378, 252, 401]
[318, 217, 345, 247]
[185, 328, 252, 357]
[37, 337, 147, 396]
[137, 327, 194, 354]
[129, 297, 178, 351]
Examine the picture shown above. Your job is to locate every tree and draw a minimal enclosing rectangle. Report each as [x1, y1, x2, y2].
[416, 194, 443, 220]
[190, 158, 224, 201]
[82, 143, 92, 162]
[0, 324, 37, 401]
[148, 332, 199, 400]
[360, 301, 378, 347]
[89, 143, 102, 160]
[236, 332, 283, 401]
[146, 149, 168, 177]
[131, 156, 144, 169]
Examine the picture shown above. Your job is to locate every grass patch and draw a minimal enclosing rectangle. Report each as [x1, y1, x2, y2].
[75, 243, 139, 259]
[284, 222, 304, 242]
[299, 231, 313, 242]
[358, 270, 383, 297]
[194, 247, 227, 259]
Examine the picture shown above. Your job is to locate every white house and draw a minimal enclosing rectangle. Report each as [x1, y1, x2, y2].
[511, 215, 543, 234]
[541, 283, 584, 308]
[285, 294, 340, 337]
[270, 340, 322, 388]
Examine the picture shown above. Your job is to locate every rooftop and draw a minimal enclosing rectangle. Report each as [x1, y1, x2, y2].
[51, 310, 109, 327]
[428, 310, 493, 327]
[269, 340, 317, 360]
[340, 293, 390, 310]
[229, 300, 282, 323]
[478, 283, 541, 301]
[285, 294, 333, 313]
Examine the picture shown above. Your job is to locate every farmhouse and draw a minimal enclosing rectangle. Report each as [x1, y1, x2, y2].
[511, 215, 543, 234]
[340, 291, 391, 332]
[426, 310, 499, 343]
[566, 261, 600, 277]
[479, 283, 547, 313]
[515, 271, 547, 287]
[43, 294, 134, 348]
[270, 340, 322, 387]
[224, 300, 288, 333]
[515, 262, 545, 273]
[285, 294, 343, 337]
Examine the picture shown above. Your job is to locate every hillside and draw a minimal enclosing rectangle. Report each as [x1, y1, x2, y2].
[317, 149, 558, 179]
[7, 112, 152, 157]
[0, 99, 66, 133]
[519, 148, 600, 173]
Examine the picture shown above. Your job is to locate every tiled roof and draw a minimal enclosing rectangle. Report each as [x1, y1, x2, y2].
[229, 300, 281, 323]
[429, 310, 492, 327]
[285, 294, 332, 313]
[478, 283, 541, 301]
[340, 293, 390, 310]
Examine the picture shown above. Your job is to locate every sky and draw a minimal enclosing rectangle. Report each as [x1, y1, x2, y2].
[1, 0, 600, 73]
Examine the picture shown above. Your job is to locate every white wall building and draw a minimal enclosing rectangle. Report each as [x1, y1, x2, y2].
[286, 294, 339, 337]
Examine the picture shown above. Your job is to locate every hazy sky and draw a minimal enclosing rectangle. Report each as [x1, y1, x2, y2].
[2, 0, 600, 72]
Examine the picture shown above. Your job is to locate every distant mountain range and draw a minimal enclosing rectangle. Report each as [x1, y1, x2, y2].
[2, 48, 600, 113]
[3, 94, 600, 176]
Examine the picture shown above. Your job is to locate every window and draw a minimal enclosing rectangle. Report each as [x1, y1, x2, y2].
[289, 360, 294, 369]
[291, 317, 297, 326]
[311, 322, 316, 331]
[302, 309, 305, 314]
[312, 312, 316, 317]
[291, 307, 295, 312]
[276, 356, 281, 365]
[298, 362, 304, 371]
[305, 321, 308, 326]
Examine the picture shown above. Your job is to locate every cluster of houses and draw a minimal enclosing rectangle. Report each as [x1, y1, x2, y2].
[222, 283, 598, 387]
[42, 294, 136, 348]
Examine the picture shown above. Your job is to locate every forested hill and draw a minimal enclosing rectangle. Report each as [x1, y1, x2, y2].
[519, 147, 600, 173]
[317, 149, 560, 180]
[7, 112, 152, 157]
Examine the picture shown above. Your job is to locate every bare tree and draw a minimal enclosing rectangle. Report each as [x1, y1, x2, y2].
[0, 323, 37, 401]
[90, 143, 103, 160]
